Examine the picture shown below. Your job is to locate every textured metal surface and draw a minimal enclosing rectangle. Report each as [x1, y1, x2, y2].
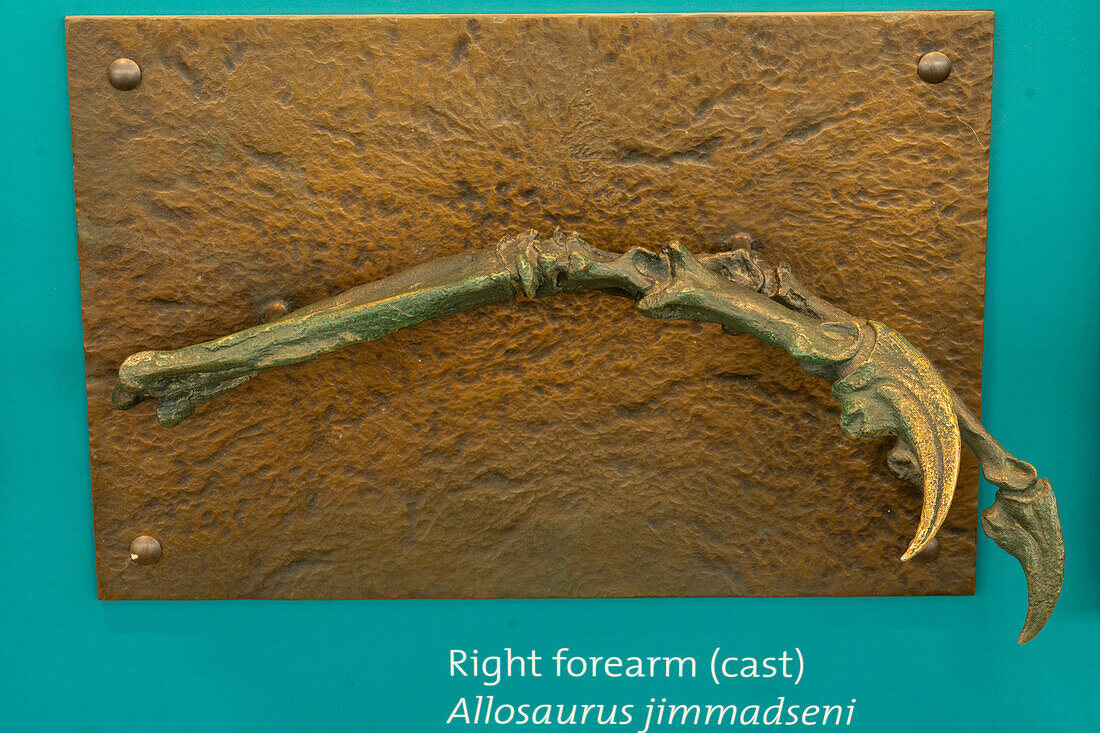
[67, 12, 993, 600]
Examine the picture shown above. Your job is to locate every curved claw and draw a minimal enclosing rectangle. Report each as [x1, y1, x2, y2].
[832, 323, 961, 560]
[901, 414, 960, 561]
[981, 479, 1065, 643]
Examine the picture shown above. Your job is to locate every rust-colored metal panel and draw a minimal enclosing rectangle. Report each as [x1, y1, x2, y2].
[67, 12, 992, 599]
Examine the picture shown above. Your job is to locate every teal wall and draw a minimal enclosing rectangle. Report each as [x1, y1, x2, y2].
[2, 1, 1097, 730]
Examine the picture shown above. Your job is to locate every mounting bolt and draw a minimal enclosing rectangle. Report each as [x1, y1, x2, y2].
[129, 535, 162, 565]
[261, 298, 290, 323]
[917, 52, 952, 84]
[107, 58, 142, 90]
[725, 232, 755, 251]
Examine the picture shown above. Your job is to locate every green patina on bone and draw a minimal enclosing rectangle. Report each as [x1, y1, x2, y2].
[113, 229, 1064, 643]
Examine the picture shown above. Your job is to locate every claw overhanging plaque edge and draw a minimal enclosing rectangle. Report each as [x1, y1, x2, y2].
[71, 12, 1040, 616]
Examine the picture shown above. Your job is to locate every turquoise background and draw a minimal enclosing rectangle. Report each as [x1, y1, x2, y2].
[1, 1, 1097, 730]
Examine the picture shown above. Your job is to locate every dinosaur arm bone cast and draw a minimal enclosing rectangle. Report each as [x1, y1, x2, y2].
[114, 230, 1064, 643]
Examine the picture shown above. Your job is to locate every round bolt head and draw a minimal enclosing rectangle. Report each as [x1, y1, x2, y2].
[129, 535, 162, 565]
[261, 298, 290, 323]
[107, 58, 142, 90]
[725, 232, 755, 251]
[918, 52, 952, 84]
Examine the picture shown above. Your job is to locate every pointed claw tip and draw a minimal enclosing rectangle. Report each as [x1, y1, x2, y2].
[1018, 619, 1044, 644]
[1017, 605, 1055, 645]
[901, 519, 940, 562]
[899, 541, 922, 563]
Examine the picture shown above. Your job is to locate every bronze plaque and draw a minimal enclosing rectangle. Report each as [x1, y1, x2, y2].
[67, 12, 992, 599]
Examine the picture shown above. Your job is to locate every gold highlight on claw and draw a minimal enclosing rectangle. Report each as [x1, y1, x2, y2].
[832, 323, 961, 563]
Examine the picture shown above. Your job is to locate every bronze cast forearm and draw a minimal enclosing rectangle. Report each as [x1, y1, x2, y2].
[113, 229, 1064, 643]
